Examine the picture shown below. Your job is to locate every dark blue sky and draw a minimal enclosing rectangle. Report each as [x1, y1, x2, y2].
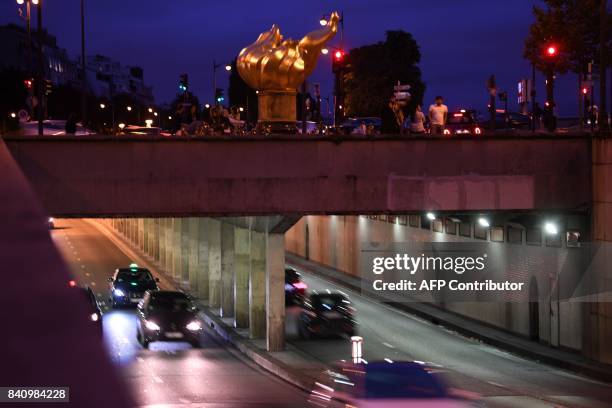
[1, 0, 581, 115]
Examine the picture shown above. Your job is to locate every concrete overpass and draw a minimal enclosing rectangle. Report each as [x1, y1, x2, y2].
[4, 134, 592, 217]
[3, 133, 611, 382]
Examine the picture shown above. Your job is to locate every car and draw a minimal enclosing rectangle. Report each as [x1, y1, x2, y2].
[444, 110, 481, 135]
[108, 263, 159, 307]
[285, 267, 307, 305]
[136, 290, 202, 349]
[341, 117, 382, 134]
[298, 291, 356, 338]
[309, 360, 472, 407]
[479, 111, 530, 131]
[70, 281, 103, 336]
[48, 217, 55, 229]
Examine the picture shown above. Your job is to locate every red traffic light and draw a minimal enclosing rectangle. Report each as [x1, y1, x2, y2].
[545, 45, 558, 57]
[582, 87, 588, 95]
[23, 79, 32, 89]
[334, 50, 344, 61]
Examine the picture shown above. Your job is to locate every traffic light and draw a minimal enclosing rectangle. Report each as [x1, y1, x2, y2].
[581, 87, 588, 95]
[545, 44, 558, 58]
[332, 49, 345, 73]
[44, 79, 52, 96]
[178, 73, 188, 93]
[23, 78, 33, 89]
[215, 88, 225, 104]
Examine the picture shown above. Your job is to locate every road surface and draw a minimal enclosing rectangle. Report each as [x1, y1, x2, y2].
[287, 262, 612, 408]
[52, 219, 311, 408]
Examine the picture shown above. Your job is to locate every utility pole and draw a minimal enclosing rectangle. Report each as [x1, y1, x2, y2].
[531, 63, 536, 132]
[599, 0, 608, 131]
[81, 0, 87, 133]
[36, 0, 43, 136]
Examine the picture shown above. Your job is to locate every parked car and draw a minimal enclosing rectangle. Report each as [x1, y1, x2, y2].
[108, 264, 159, 307]
[285, 267, 307, 305]
[136, 290, 202, 349]
[298, 292, 356, 338]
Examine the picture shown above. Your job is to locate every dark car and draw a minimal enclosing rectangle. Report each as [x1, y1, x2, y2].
[136, 290, 202, 349]
[480, 111, 530, 131]
[285, 267, 307, 305]
[309, 361, 469, 407]
[71, 283, 103, 336]
[299, 292, 356, 338]
[444, 110, 481, 135]
[108, 264, 159, 307]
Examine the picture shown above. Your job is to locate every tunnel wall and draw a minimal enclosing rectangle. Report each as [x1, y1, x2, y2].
[286, 214, 588, 352]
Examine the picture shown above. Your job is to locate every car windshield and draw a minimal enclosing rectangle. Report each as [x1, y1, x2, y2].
[448, 113, 473, 124]
[116, 269, 153, 283]
[149, 294, 194, 312]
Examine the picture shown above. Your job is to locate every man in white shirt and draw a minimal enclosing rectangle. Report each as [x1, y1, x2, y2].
[428, 96, 448, 135]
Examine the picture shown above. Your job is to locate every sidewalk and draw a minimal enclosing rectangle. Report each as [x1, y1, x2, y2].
[88, 220, 326, 395]
[286, 252, 612, 383]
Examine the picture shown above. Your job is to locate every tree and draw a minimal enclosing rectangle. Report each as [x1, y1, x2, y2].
[228, 59, 258, 123]
[524, 0, 610, 74]
[342, 30, 425, 118]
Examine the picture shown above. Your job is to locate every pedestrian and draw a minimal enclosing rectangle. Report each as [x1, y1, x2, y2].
[65, 113, 77, 135]
[409, 104, 426, 134]
[428, 96, 448, 135]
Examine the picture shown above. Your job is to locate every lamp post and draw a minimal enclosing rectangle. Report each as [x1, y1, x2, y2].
[36, 0, 43, 136]
[213, 60, 231, 105]
[80, 0, 87, 133]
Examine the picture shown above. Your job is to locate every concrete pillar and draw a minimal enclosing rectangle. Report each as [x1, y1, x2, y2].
[165, 218, 174, 275]
[188, 218, 200, 293]
[159, 218, 166, 268]
[249, 230, 266, 338]
[172, 218, 182, 282]
[151, 219, 159, 260]
[196, 218, 210, 301]
[181, 218, 191, 289]
[220, 223, 235, 318]
[208, 219, 222, 309]
[234, 226, 250, 328]
[266, 233, 285, 351]
[143, 218, 150, 254]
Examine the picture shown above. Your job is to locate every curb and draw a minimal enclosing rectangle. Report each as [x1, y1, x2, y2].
[287, 253, 612, 383]
[87, 220, 321, 395]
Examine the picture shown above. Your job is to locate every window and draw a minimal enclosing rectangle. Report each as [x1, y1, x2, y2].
[459, 222, 471, 237]
[545, 232, 562, 248]
[526, 228, 542, 246]
[409, 215, 420, 228]
[433, 220, 443, 233]
[474, 225, 487, 240]
[378, 214, 387, 222]
[490, 227, 504, 242]
[388, 215, 397, 224]
[445, 219, 457, 235]
[507, 226, 522, 244]
[566, 231, 581, 248]
[397, 216, 407, 226]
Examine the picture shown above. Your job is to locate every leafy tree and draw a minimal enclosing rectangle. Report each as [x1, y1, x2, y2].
[342, 30, 425, 117]
[524, 0, 610, 74]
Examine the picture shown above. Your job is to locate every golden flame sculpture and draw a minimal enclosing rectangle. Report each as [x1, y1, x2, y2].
[237, 12, 340, 132]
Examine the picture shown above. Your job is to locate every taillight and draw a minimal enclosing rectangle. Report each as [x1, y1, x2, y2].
[443, 129, 451, 135]
[293, 281, 308, 290]
[68, 280, 77, 287]
[474, 127, 482, 134]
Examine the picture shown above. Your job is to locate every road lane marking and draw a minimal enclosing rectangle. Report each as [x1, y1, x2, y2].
[90, 282, 96, 287]
[382, 342, 395, 349]
[85, 273, 90, 277]
[153, 376, 163, 384]
[81, 265, 86, 269]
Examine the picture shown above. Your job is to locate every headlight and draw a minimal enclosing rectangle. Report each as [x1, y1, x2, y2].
[90, 313, 99, 322]
[113, 289, 125, 297]
[145, 320, 160, 331]
[186, 321, 201, 331]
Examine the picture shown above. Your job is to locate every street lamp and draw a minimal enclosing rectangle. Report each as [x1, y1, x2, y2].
[99, 103, 106, 109]
[126, 106, 132, 112]
[213, 60, 232, 106]
[148, 107, 153, 113]
[321, 48, 329, 55]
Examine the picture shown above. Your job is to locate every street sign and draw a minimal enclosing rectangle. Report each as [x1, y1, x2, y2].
[394, 81, 411, 101]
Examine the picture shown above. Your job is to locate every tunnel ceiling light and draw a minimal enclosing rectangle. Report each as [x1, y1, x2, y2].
[544, 222, 558, 235]
[478, 217, 490, 228]
[426, 212, 436, 220]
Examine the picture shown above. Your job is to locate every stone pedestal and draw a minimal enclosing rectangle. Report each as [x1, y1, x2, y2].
[258, 90, 297, 134]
